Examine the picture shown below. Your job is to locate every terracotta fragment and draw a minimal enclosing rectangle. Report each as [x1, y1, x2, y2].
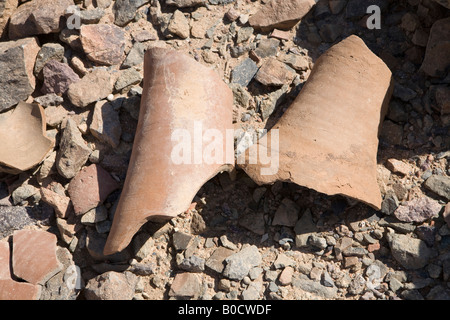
[104, 48, 234, 255]
[238, 35, 393, 210]
[0, 102, 54, 174]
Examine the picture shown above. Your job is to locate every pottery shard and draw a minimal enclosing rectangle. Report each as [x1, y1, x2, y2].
[8, 0, 74, 39]
[12, 229, 61, 285]
[80, 24, 126, 66]
[249, 0, 316, 32]
[0, 0, 18, 39]
[0, 102, 54, 174]
[421, 17, 450, 78]
[67, 68, 114, 108]
[0, 37, 40, 112]
[68, 164, 119, 215]
[103, 47, 234, 255]
[238, 35, 393, 210]
[56, 118, 91, 179]
[0, 279, 41, 300]
[0, 241, 9, 280]
[394, 196, 442, 223]
[41, 60, 80, 95]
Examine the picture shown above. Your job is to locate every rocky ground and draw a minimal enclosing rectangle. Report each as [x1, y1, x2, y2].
[0, 0, 449, 300]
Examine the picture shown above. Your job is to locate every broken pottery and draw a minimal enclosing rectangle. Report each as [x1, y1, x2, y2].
[238, 35, 393, 210]
[0, 102, 54, 174]
[104, 48, 234, 255]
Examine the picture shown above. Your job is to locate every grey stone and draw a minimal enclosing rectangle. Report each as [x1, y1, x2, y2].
[348, 274, 366, 295]
[322, 271, 335, 288]
[113, 0, 149, 26]
[393, 83, 417, 102]
[220, 235, 238, 251]
[378, 216, 416, 234]
[56, 118, 91, 179]
[80, 7, 105, 24]
[209, 0, 235, 4]
[381, 193, 399, 215]
[0, 206, 37, 239]
[172, 232, 193, 251]
[0, 37, 40, 112]
[424, 175, 450, 200]
[238, 211, 265, 236]
[389, 234, 436, 269]
[258, 84, 289, 120]
[236, 27, 254, 44]
[223, 245, 261, 280]
[307, 235, 328, 250]
[114, 68, 143, 92]
[84, 271, 137, 300]
[231, 58, 259, 87]
[254, 38, 280, 58]
[241, 282, 262, 300]
[272, 198, 300, 227]
[11, 184, 39, 205]
[122, 42, 146, 68]
[292, 274, 338, 299]
[81, 206, 108, 225]
[132, 233, 155, 261]
[273, 253, 295, 269]
[179, 255, 205, 272]
[34, 94, 64, 107]
[41, 60, 80, 95]
[294, 209, 318, 247]
[34, 43, 65, 79]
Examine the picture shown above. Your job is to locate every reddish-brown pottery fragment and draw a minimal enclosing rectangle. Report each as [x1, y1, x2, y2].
[0, 102, 54, 174]
[104, 48, 234, 255]
[238, 35, 393, 210]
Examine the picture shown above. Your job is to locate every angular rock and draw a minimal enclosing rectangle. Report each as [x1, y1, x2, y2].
[238, 211, 266, 235]
[249, 0, 315, 32]
[167, 10, 190, 39]
[68, 164, 119, 215]
[113, 0, 149, 27]
[434, 86, 450, 116]
[84, 271, 137, 300]
[40, 187, 72, 219]
[255, 58, 296, 87]
[35, 93, 64, 108]
[292, 274, 338, 299]
[0, 0, 18, 38]
[294, 209, 317, 247]
[168, 272, 201, 298]
[421, 17, 450, 78]
[80, 24, 126, 66]
[272, 198, 300, 227]
[90, 100, 122, 148]
[279, 52, 310, 71]
[172, 231, 193, 251]
[34, 43, 65, 80]
[0, 37, 40, 112]
[166, 0, 205, 7]
[444, 203, 450, 227]
[389, 234, 436, 270]
[81, 205, 108, 225]
[432, 0, 450, 8]
[205, 247, 235, 274]
[41, 60, 80, 95]
[254, 38, 280, 58]
[79, 7, 105, 24]
[394, 197, 442, 223]
[385, 159, 413, 176]
[12, 229, 61, 285]
[279, 266, 294, 286]
[231, 58, 259, 87]
[67, 68, 114, 108]
[114, 68, 143, 92]
[424, 175, 450, 200]
[122, 42, 146, 68]
[56, 118, 91, 179]
[0, 102, 54, 174]
[0, 206, 38, 239]
[223, 245, 261, 280]
[179, 255, 205, 272]
[9, 0, 74, 39]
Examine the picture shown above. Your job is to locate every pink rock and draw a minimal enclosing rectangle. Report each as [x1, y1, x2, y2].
[0, 279, 41, 300]
[41, 60, 80, 95]
[278, 266, 294, 286]
[394, 197, 442, 223]
[385, 158, 413, 176]
[249, 0, 316, 32]
[80, 24, 126, 66]
[168, 272, 201, 298]
[40, 186, 72, 219]
[0, 241, 10, 280]
[67, 164, 119, 215]
[12, 229, 61, 285]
